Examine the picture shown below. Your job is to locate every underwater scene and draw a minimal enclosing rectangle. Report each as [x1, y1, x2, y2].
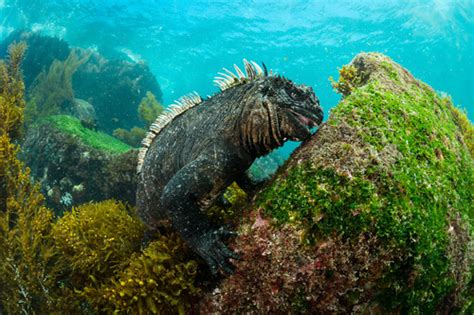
[0, 0, 473, 314]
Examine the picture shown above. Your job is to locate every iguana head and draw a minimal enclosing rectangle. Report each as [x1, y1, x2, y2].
[259, 75, 323, 142]
[237, 73, 323, 156]
[214, 59, 323, 157]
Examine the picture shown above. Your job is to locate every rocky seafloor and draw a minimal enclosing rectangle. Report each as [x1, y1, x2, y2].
[0, 43, 472, 314]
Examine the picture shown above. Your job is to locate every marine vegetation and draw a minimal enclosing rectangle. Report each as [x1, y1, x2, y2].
[51, 200, 145, 287]
[0, 42, 77, 314]
[0, 42, 27, 140]
[138, 91, 164, 126]
[25, 49, 89, 124]
[206, 182, 248, 225]
[136, 59, 323, 274]
[0, 44, 200, 314]
[0, 124, 75, 314]
[50, 199, 200, 314]
[201, 53, 473, 314]
[82, 234, 200, 314]
[113, 91, 164, 147]
[329, 64, 360, 96]
[113, 126, 147, 148]
[0, 30, 71, 87]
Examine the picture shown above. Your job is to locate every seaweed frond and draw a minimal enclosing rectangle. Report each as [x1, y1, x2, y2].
[82, 234, 200, 314]
[0, 42, 27, 140]
[25, 48, 90, 123]
[138, 91, 164, 127]
[51, 200, 145, 288]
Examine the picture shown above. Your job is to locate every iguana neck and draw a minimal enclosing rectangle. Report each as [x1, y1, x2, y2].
[235, 87, 283, 158]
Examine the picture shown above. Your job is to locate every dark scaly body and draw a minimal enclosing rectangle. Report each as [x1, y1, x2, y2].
[136, 62, 323, 274]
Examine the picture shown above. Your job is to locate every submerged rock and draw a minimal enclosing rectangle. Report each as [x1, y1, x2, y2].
[21, 115, 138, 211]
[73, 52, 163, 133]
[249, 150, 286, 182]
[67, 98, 98, 129]
[200, 53, 473, 314]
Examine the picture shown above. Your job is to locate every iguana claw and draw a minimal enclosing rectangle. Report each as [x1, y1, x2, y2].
[193, 228, 240, 275]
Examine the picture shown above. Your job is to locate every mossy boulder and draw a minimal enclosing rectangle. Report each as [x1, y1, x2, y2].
[21, 115, 138, 211]
[67, 98, 98, 129]
[200, 53, 473, 314]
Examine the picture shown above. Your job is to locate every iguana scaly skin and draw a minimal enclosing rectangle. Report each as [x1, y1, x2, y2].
[136, 60, 323, 274]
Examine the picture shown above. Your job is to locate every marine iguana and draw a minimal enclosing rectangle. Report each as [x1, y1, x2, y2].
[136, 60, 323, 274]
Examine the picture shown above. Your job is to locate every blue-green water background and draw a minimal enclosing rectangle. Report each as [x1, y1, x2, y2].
[1, 0, 473, 154]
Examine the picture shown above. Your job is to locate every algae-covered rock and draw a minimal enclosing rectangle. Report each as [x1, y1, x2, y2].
[21, 115, 137, 211]
[200, 53, 473, 314]
[67, 98, 98, 129]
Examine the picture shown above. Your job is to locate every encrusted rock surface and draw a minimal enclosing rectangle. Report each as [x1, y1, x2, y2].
[67, 98, 98, 128]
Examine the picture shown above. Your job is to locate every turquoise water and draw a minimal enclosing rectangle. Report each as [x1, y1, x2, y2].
[1, 0, 473, 123]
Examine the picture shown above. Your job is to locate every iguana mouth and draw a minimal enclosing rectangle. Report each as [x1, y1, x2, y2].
[289, 107, 322, 129]
[283, 107, 322, 142]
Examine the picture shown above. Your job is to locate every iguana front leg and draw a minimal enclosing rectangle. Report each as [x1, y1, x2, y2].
[159, 152, 240, 274]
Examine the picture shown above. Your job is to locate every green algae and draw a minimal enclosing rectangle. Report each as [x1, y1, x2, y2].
[37, 115, 132, 153]
[379, 60, 399, 81]
[206, 182, 248, 224]
[257, 54, 473, 313]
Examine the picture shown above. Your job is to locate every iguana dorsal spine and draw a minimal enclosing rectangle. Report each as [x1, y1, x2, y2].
[137, 92, 202, 173]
